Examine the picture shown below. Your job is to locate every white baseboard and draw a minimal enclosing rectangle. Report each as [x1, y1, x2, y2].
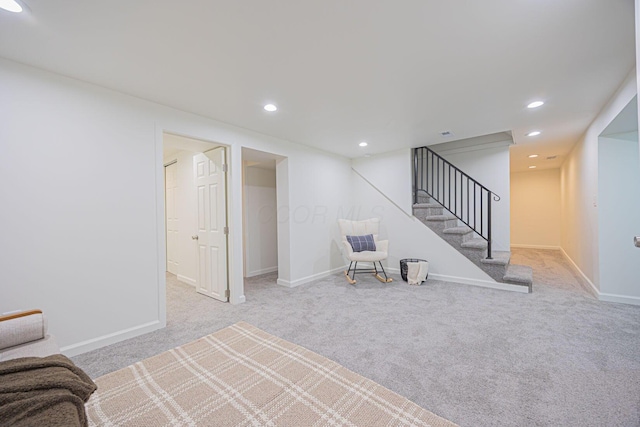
[177, 274, 196, 287]
[277, 265, 348, 288]
[511, 244, 561, 250]
[598, 292, 640, 306]
[553, 248, 640, 306]
[559, 248, 600, 298]
[60, 320, 162, 357]
[246, 266, 278, 278]
[429, 273, 529, 293]
[230, 294, 246, 305]
[387, 267, 528, 293]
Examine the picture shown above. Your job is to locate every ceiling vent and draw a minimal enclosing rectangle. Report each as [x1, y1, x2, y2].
[546, 155, 557, 160]
[440, 131, 454, 137]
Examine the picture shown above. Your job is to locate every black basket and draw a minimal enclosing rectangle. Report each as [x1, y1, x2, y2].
[400, 258, 428, 282]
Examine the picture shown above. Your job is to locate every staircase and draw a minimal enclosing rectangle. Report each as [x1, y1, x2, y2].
[413, 146, 533, 292]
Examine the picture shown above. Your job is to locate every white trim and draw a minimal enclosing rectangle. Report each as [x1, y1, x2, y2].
[60, 321, 162, 357]
[231, 294, 246, 305]
[560, 248, 640, 305]
[598, 293, 640, 306]
[155, 124, 167, 329]
[559, 247, 600, 298]
[246, 266, 278, 278]
[511, 244, 561, 250]
[277, 265, 348, 288]
[177, 274, 196, 287]
[431, 139, 512, 156]
[387, 267, 529, 293]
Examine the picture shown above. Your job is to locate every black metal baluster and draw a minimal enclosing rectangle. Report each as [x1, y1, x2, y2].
[480, 190, 484, 238]
[487, 193, 493, 259]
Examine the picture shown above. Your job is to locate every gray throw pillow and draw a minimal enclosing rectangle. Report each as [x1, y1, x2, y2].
[346, 234, 376, 252]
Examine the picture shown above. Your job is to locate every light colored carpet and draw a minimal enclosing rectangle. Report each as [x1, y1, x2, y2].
[73, 249, 640, 427]
[87, 321, 457, 427]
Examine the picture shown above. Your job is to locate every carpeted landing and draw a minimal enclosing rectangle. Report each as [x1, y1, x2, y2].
[73, 249, 640, 427]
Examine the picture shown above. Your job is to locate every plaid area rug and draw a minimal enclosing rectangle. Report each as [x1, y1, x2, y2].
[86, 322, 457, 427]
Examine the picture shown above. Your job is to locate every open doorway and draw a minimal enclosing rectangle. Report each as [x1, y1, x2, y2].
[241, 148, 288, 285]
[163, 132, 230, 303]
[597, 96, 640, 298]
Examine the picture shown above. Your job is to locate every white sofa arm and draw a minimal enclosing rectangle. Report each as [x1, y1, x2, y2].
[0, 309, 47, 351]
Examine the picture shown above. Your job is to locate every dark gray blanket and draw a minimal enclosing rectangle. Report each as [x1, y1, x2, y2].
[0, 354, 97, 427]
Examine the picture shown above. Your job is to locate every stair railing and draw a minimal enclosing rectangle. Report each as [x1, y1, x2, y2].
[413, 146, 500, 259]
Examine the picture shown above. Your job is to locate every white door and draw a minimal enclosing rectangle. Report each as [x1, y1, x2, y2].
[194, 147, 228, 302]
[165, 162, 179, 275]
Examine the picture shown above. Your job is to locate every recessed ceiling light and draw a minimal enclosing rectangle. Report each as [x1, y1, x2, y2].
[527, 131, 541, 137]
[529, 166, 537, 169]
[359, 142, 368, 147]
[528, 154, 538, 158]
[527, 101, 544, 109]
[263, 104, 277, 112]
[0, 0, 23, 12]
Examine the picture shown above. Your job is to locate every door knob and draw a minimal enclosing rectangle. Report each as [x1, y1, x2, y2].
[192, 235, 199, 240]
[635, 236, 640, 248]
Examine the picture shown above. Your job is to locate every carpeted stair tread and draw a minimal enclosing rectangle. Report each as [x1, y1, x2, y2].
[481, 251, 511, 265]
[425, 215, 457, 221]
[503, 264, 533, 284]
[442, 226, 472, 235]
[413, 203, 443, 209]
[461, 238, 488, 250]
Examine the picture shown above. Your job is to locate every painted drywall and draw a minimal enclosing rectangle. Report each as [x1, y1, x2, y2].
[434, 145, 512, 251]
[637, 0, 640, 164]
[0, 57, 352, 355]
[283, 150, 354, 285]
[352, 149, 413, 215]
[510, 169, 561, 249]
[560, 68, 637, 293]
[162, 150, 199, 286]
[598, 134, 640, 301]
[243, 166, 278, 277]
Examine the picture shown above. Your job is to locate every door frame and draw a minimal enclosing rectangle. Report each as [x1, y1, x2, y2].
[155, 126, 245, 328]
[164, 159, 178, 275]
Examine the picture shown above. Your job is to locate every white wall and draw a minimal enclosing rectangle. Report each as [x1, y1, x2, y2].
[560, 69, 637, 293]
[243, 166, 278, 277]
[510, 169, 561, 249]
[163, 150, 199, 286]
[637, 0, 640, 163]
[0, 57, 352, 355]
[598, 133, 640, 301]
[282, 151, 354, 286]
[352, 149, 413, 215]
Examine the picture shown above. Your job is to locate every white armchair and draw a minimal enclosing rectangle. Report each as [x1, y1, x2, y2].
[338, 218, 393, 284]
[0, 309, 59, 361]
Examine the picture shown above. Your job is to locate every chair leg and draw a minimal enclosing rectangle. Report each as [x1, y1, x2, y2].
[344, 261, 356, 285]
[374, 261, 393, 283]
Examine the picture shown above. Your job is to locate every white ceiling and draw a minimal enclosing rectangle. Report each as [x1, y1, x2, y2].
[0, 1, 635, 173]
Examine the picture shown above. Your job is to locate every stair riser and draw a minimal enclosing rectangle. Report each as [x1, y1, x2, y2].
[422, 219, 459, 233]
[413, 207, 444, 218]
[443, 230, 477, 244]
[416, 194, 431, 204]
[458, 247, 489, 263]
[441, 232, 473, 247]
[481, 263, 508, 282]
